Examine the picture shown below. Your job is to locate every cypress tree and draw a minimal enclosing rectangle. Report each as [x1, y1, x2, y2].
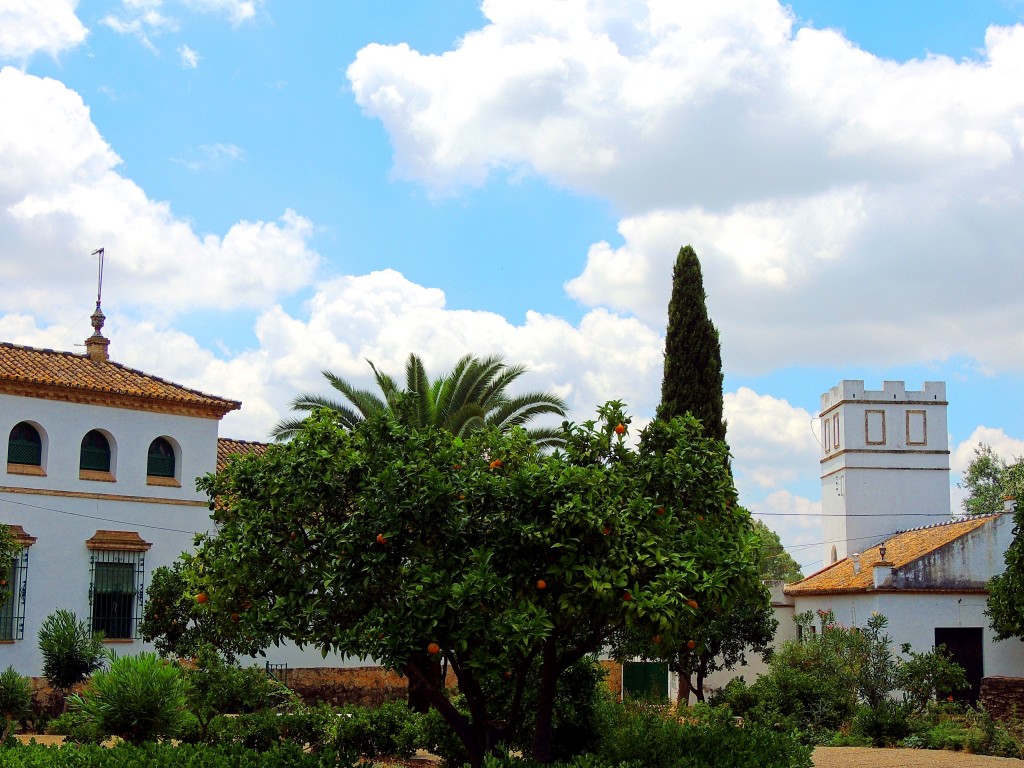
[656, 245, 727, 443]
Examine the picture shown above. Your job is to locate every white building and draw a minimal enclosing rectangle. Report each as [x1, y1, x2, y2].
[783, 380, 1024, 703]
[0, 309, 353, 677]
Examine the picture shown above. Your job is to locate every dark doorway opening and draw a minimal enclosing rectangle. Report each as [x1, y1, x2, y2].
[935, 627, 984, 704]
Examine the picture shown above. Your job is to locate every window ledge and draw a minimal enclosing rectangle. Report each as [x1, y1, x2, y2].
[146, 476, 180, 487]
[80, 470, 115, 482]
[7, 463, 45, 476]
[0, 639, 15, 645]
[102, 638, 135, 644]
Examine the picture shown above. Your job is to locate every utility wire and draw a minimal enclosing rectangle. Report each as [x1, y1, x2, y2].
[0, 495, 204, 536]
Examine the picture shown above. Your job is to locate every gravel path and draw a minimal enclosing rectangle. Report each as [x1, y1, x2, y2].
[813, 747, 1023, 767]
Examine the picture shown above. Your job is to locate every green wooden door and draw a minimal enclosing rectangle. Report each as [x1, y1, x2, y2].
[622, 661, 668, 701]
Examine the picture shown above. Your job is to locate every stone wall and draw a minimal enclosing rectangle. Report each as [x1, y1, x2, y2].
[284, 666, 408, 708]
[980, 676, 1024, 721]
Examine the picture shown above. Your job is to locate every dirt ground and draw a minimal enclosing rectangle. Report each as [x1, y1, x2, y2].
[813, 747, 1023, 767]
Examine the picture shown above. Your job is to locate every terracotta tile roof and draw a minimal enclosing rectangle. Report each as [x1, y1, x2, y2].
[217, 438, 269, 473]
[785, 513, 1000, 596]
[0, 342, 240, 419]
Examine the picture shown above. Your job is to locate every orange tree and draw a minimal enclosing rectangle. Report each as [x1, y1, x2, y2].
[192, 400, 762, 766]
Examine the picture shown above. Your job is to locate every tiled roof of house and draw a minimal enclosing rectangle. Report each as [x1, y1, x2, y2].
[785, 513, 1000, 596]
[0, 342, 240, 418]
[217, 438, 270, 473]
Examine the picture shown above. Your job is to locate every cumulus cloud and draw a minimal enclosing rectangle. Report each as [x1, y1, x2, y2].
[0, 67, 318, 319]
[350, 0, 1024, 375]
[951, 426, 1024, 477]
[0, 0, 87, 61]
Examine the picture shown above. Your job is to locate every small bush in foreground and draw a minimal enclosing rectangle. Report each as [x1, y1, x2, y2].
[0, 666, 31, 741]
[37, 610, 105, 698]
[69, 652, 187, 744]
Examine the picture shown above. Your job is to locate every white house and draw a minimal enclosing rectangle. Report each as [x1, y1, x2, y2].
[781, 380, 1024, 703]
[0, 306, 358, 679]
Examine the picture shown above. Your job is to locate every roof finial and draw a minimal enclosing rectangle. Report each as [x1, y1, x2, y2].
[85, 248, 110, 362]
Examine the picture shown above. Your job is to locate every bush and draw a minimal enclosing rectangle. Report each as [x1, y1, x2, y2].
[0, 741, 355, 767]
[37, 610, 105, 696]
[69, 652, 188, 744]
[327, 701, 420, 759]
[46, 709, 104, 744]
[594, 701, 812, 768]
[183, 645, 290, 740]
[0, 666, 31, 740]
[851, 699, 914, 746]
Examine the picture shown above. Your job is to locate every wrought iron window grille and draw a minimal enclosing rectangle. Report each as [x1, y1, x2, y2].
[88, 549, 145, 640]
[0, 547, 30, 641]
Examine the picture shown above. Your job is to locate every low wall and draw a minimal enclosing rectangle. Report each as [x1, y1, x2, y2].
[980, 676, 1024, 720]
[284, 666, 408, 707]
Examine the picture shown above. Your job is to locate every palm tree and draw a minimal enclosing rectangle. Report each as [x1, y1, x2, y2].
[271, 353, 568, 447]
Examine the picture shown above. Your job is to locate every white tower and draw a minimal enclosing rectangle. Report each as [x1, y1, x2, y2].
[820, 381, 950, 566]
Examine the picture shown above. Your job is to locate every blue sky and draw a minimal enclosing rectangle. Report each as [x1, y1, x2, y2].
[3, 0, 1024, 573]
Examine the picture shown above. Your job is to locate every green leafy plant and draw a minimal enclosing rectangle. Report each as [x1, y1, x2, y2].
[37, 609, 105, 707]
[69, 651, 188, 744]
[183, 644, 289, 741]
[0, 665, 31, 741]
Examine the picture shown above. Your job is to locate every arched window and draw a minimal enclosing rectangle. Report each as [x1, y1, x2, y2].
[80, 430, 111, 473]
[7, 423, 42, 466]
[147, 438, 175, 478]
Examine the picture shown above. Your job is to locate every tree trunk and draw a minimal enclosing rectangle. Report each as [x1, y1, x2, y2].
[403, 662, 487, 768]
[695, 665, 706, 702]
[676, 670, 691, 708]
[530, 638, 559, 763]
[407, 650, 444, 712]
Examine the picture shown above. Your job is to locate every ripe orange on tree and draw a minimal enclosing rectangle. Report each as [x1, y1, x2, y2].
[536, 579, 547, 590]
[623, 591, 633, 602]
[614, 423, 626, 435]
[196, 593, 209, 604]
[427, 642, 441, 655]
[687, 599, 699, 609]
[687, 639, 697, 650]
[376, 533, 388, 545]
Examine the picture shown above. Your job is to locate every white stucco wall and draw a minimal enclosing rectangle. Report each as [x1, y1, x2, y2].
[1, 394, 354, 675]
[792, 592, 1024, 678]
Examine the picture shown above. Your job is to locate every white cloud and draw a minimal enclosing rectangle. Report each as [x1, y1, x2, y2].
[951, 426, 1024, 477]
[0, 0, 87, 61]
[725, 387, 819, 493]
[178, 44, 199, 68]
[174, 142, 245, 171]
[102, 0, 259, 48]
[0, 67, 319, 318]
[350, 1, 1024, 375]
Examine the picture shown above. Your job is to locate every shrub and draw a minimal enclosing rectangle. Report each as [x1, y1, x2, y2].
[0, 666, 31, 740]
[851, 699, 914, 746]
[46, 709, 104, 744]
[69, 651, 188, 744]
[594, 701, 812, 768]
[37, 610, 105, 696]
[183, 644, 290, 740]
[327, 701, 420, 758]
[0, 741, 355, 767]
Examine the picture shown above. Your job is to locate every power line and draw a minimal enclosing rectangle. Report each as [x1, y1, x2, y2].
[0, 495, 203, 537]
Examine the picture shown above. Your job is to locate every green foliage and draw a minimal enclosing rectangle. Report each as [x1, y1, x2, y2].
[895, 642, 969, 711]
[0, 666, 31, 741]
[0, 525, 15, 609]
[45, 709, 103, 744]
[325, 700, 420, 759]
[593, 701, 812, 768]
[851, 699, 914, 746]
[0, 741, 354, 767]
[141, 562, 271, 661]
[902, 707, 1024, 758]
[69, 652, 188, 744]
[988, 461, 1024, 640]
[37, 609, 105, 693]
[271, 353, 568, 447]
[656, 245, 726, 444]
[959, 443, 1013, 516]
[195, 400, 760, 764]
[750, 520, 802, 582]
[182, 644, 288, 740]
